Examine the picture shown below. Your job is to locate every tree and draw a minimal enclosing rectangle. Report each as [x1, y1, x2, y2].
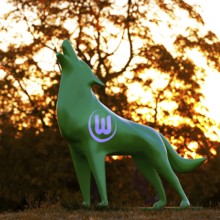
[0, 0, 219, 210]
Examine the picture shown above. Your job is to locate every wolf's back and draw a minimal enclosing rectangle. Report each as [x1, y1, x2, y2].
[160, 134, 206, 173]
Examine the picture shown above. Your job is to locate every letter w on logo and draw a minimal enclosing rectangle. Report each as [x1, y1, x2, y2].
[95, 115, 112, 135]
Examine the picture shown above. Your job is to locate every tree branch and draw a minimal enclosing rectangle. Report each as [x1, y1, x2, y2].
[106, 0, 134, 81]
[1, 63, 48, 129]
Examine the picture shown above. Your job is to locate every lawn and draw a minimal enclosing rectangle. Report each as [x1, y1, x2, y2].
[0, 205, 219, 220]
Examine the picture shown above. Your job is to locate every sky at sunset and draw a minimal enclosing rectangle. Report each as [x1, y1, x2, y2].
[189, 0, 220, 123]
[1, 0, 220, 124]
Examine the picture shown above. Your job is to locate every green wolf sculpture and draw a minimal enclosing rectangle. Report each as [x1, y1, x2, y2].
[56, 40, 206, 209]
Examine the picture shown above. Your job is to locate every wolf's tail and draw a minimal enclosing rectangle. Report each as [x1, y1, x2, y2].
[160, 134, 206, 173]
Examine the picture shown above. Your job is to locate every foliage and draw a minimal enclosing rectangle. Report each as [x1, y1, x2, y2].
[0, 0, 220, 210]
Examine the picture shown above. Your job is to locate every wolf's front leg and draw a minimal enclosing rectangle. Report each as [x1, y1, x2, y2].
[69, 145, 91, 207]
[87, 152, 108, 207]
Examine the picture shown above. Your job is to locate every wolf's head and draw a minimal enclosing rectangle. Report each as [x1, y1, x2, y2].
[57, 40, 104, 87]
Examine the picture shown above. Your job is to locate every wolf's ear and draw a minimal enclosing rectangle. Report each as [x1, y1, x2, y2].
[91, 74, 105, 86]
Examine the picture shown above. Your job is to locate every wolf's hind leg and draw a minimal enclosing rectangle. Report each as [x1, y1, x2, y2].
[154, 157, 190, 208]
[133, 155, 167, 209]
[69, 145, 91, 207]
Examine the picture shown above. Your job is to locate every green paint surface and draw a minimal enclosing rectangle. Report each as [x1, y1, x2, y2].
[56, 40, 206, 209]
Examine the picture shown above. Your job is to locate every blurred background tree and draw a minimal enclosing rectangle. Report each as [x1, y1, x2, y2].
[0, 0, 219, 210]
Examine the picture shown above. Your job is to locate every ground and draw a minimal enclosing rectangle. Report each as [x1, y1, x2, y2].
[0, 204, 219, 220]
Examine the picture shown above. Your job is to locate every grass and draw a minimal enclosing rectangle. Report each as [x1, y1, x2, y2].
[0, 204, 219, 220]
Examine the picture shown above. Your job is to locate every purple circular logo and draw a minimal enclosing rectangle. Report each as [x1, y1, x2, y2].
[88, 110, 117, 143]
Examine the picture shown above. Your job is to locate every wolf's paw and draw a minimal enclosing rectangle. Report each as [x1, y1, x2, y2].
[152, 200, 166, 210]
[82, 201, 90, 208]
[180, 199, 190, 209]
[97, 201, 108, 208]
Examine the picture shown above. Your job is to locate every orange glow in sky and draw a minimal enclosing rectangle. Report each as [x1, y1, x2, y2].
[0, 0, 220, 144]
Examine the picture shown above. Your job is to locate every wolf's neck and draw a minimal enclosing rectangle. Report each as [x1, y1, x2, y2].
[57, 81, 95, 111]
